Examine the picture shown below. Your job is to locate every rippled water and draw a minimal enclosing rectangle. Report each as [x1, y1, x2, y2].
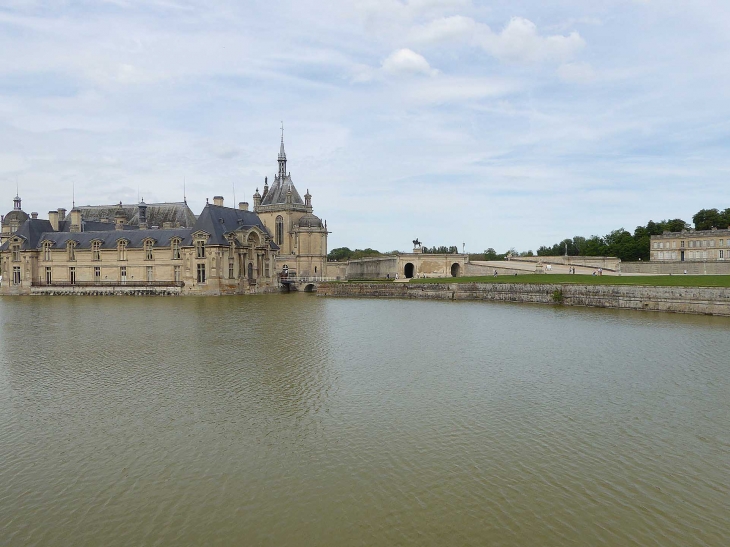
[0, 294, 728, 546]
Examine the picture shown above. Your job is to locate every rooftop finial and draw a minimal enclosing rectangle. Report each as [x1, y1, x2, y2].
[281, 120, 284, 143]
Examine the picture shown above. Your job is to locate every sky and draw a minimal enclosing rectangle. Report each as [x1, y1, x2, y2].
[1, 0, 729, 253]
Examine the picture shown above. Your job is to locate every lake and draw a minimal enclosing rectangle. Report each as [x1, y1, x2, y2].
[1, 294, 728, 546]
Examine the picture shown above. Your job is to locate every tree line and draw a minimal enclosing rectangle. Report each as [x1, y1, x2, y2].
[536, 207, 729, 261]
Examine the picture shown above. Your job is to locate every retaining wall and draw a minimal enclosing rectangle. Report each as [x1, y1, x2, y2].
[621, 261, 730, 275]
[317, 282, 730, 317]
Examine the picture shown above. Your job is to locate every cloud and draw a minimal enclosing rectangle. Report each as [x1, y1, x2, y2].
[409, 16, 585, 64]
[408, 15, 476, 44]
[477, 17, 585, 63]
[382, 48, 438, 77]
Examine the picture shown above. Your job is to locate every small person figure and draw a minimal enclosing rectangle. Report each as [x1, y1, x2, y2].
[493, 269, 498, 277]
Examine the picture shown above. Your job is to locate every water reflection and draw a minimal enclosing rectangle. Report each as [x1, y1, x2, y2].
[0, 295, 728, 547]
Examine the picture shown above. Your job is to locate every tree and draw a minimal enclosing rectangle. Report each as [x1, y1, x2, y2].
[693, 209, 724, 231]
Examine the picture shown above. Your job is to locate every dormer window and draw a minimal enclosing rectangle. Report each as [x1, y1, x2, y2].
[67, 241, 76, 261]
[92, 241, 101, 261]
[118, 240, 128, 261]
[11, 244, 21, 262]
[43, 241, 53, 261]
[171, 238, 181, 260]
[144, 239, 154, 261]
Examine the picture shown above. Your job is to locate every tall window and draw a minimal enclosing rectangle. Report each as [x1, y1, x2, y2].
[228, 260, 234, 279]
[69, 267, 76, 285]
[144, 240, 154, 261]
[174, 265, 181, 283]
[120, 266, 127, 283]
[118, 240, 127, 261]
[171, 238, 181, 260]
[67, 242, 76, 261]
[43, 242, 52, 261]
[197, 263, 206, 283]
[12, 266, 21, 285]
[146, 266, 153, 282]
[45, 267, 52, 285]
[94, 266, 101, 281]
[92, 241, 101, 261]
[275, 215, 284, 245]
[11, 244, 20, 262]
[195, 240, 206, 259]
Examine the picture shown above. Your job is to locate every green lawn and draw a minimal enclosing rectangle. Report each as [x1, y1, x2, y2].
[409, 274, 730, 288]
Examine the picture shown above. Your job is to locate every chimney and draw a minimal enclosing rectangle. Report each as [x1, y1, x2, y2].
[213, 196, 224, 207]
[48, 210, 59, 231]
[115, 203, 126, 231]
[239, 202, 249, 211]
[137, 200, 148, 230]
[163, 221, 173, 229]
[69, 208, 82, 233]
[253, 189, 261, 210]
[58, 208, 67, 222]
[31, 212, 38, 219]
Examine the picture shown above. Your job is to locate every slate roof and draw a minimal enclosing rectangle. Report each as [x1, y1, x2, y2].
[75, 202, 197, 228]
[259, 175, 304, 206]
[0, 219, 54, 250]
[34, 228, 194, 250]
[193, 204, 275, 246]
[2, 203, 279, 251]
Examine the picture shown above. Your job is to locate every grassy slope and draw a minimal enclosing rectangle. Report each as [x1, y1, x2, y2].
[410, 274, 730, 288]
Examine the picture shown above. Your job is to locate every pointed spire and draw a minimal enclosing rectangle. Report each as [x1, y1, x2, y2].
[278, 123, 287, 178]
[278, 121, 287, 161]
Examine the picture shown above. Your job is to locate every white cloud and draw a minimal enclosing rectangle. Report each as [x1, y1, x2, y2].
[382, 48, 438, 77]
[407, 15, 585, 64]
[409, 15, 476, 44]
[477, 17, 585, 63]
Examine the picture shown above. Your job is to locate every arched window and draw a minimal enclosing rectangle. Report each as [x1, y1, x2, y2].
[118, 240, 128, 261]
[275, 216, 284, 245]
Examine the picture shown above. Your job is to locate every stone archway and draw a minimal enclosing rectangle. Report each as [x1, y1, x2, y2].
[404, 263, 415, 278]
[451, 263, 460, 277]
[304, 283, 316, 292]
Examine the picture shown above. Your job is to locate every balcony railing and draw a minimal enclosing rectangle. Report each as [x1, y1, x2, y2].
[32, 280, 185, 288]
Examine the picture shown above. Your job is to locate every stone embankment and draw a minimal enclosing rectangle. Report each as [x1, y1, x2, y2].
[317, 282, 730, 317]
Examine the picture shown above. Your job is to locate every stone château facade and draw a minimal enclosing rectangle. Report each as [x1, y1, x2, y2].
[0, 136, 329, 295]
[650, 229, 730, 262]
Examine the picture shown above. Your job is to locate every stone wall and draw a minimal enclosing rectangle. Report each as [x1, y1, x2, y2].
[318, 282, 730, 317]
[511, 256, 621, 270]
[621, 261, 730, 275]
